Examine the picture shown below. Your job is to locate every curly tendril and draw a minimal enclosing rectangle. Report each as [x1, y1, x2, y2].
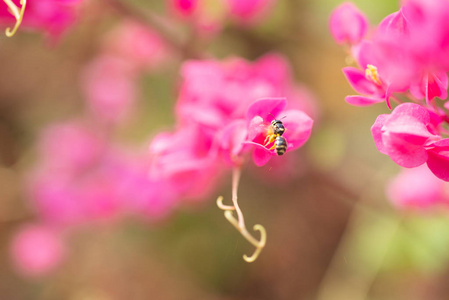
[4, 0, 27, 37]
[216, 167, 267, 263]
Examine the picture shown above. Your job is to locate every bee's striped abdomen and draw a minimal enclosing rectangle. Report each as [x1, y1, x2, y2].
[275, 136, 287, 156]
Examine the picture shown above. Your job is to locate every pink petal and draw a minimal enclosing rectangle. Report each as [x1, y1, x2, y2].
[246, 98, 287, 124]
[247, 115, 266, 140]
[383, 133, 428, 167]
[220, 120, 248, 159]
[250, 142, 273, 166]
[342, 67, 383, 96]
[371, 114, 389, 154]
[378, 10, 409, 35]
[427, 149, 449, 181]
[410, 71, 448, 102]
[345, 95, 384, 106]
[429, 138, 449, 148]
[427, 71, 448, 102]
[329, 2, 368, 44]
[384, 103, 434, 142]
[426, 139, 449, 181]
[381, 103, 435, 167]
[281, 109, 313, 150]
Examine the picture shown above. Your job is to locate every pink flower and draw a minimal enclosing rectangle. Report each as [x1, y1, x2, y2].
[81, 54, 138, 124]
[102, 20, 173, 71]
[29, 118, 179, 225]
[176, 53, 317, 129]
[342, 66, 387, 106]
[338, 0, 449, 106]
[387, 165, 449, 210]
[426, 139, 449, 182]
[168, 0, 225, 36]
[29, 157, 124, 226]
[169, 0, 198, 18]
[371, 103, 449, 181]
[148, 125, 223, 203]
[245, 98, 313, 166]
[225, 0, 276, 24]
[10, 224, 66, 277]
[0, 0, 83, 38]
[29, 143, 178, 225]
[380, 2, 449, 104]
[99, 150, 178, 222]
[37, 120, 106, 174]
[219, 119, 249, 166]
[346, 38, 418, 108]
[329, 2, 368, 45]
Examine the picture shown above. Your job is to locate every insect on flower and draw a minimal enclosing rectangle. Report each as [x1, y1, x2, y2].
[264, 114, 287, 155]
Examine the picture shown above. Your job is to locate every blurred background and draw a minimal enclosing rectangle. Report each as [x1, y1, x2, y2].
[2, 0, 449, 299]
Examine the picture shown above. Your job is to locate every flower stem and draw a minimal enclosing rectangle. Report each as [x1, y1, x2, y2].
[216, 167, 267, 263]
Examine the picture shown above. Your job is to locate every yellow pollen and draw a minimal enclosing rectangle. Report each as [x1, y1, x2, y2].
[365, 64, 382, 86]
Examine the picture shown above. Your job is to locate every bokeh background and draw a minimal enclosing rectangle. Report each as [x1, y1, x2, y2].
[2, 0, 449, 299]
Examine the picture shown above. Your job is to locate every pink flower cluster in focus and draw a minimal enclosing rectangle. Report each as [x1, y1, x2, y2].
[171, 53, 314, 167]
[330, 0, 449, 181]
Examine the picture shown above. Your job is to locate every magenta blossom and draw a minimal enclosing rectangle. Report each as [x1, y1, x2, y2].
[10, 224, 66, 277]
[245, 98, 313, 166]
[169, 0, 198, 18]
[101, 20, 173, 72]
[37, 120, 106, 174]
[342, 66, 387, 106]
[148, 125, 223, 203]
[168, 0, 225, 36]
[29, 119, 179, 226]
[387, 165, 449, 210]
[335, 0, 449, 106]
[226, 0, 276, 25]
[81, 54, 138, 124]
[371, 103, 449, 181]
[346, 38, 419, 108]
[329, 2, 368, 45]
[176, 53, 317, 129]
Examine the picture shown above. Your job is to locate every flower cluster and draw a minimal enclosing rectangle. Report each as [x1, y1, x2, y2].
[330, 0, 449, 182]
[173, 54, 315, 167]
[162, 53, 313, 261]
[14, 51, 314, 274]
[149, 54, 314, 208]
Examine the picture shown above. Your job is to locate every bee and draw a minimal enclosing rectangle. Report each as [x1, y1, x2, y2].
[274, 135, 287, 156]
[264, 114, 288, 155]
[270, 118, 285, 136]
